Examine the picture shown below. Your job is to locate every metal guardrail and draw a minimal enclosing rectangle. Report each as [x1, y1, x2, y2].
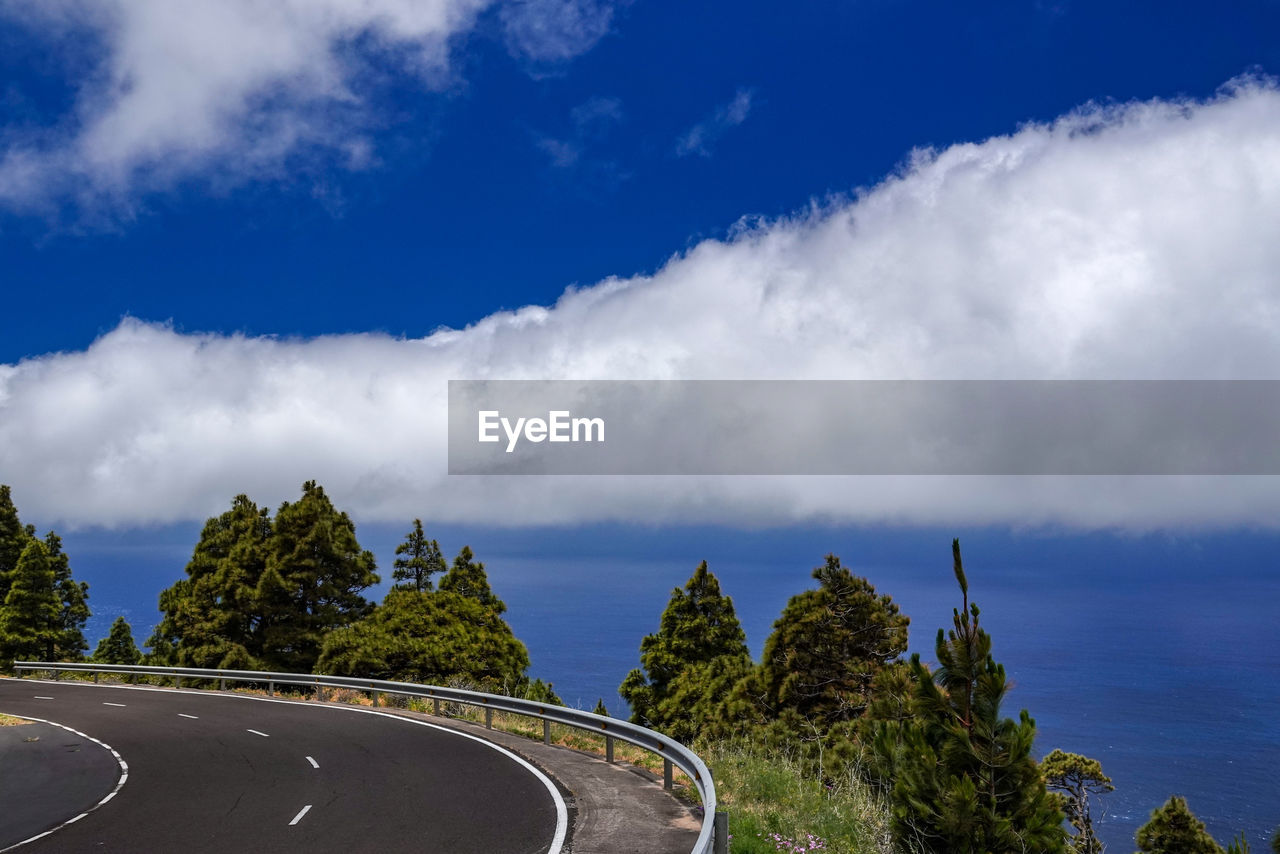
[12, 661, 726, 854]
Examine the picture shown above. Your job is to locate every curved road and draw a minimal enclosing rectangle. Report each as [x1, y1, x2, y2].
[0, 679, 566, 853]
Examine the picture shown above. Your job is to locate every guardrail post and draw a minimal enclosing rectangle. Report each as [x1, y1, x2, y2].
[485, 708, 492, 730]
[372, 690, 379, 708]
[52, 669, 59, 681]
[315, 683, 321, 702]
[663, 758, 673, 790]
[174, 675, 182, 689]
[606, 735, 614, 764]
[543, 719, 551, 745]
[713, 811, 729, 854]
[268, 680, 275, 697]
[432, 697, 440, 716]
[94, 672, 99, 684]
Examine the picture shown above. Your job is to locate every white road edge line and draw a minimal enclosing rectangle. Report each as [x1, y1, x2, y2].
[103, 702, 126, 707]
[246, 729, 269, 738]
[0, 714, 129, 853]
[306, 756, 319, 769]
[288, 805, 312, 826]
[10, 679, 569, 854]
[178, 713, 199, 719]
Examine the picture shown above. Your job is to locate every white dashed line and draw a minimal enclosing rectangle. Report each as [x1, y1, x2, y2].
[178, 713, 199, 719]
[288, 805, 312, 826]
[306, 756, 319, 769]
[246, 729, 269, 738]
[34, 696, 54, 700]
[103, 702, 126, 707]
[0, 715, 129, 853]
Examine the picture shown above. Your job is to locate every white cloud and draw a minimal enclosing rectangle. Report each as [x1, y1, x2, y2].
[4, 79, 1280, 530]
[0, 0, 612, 214]
[676, 88, 754, 157]
[499, 0, 616, 64]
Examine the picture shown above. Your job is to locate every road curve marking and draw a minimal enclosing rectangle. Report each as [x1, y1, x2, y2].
[10, 679, 568, 854]
[306, 756, 319, 769]
[288, 805, 312, 826]
[178, 713, 199, 719]
[0, 715, 129, 853]
[246, 729, 270, 738]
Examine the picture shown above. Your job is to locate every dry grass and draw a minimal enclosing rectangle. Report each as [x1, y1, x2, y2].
[0, 713, 32, 726]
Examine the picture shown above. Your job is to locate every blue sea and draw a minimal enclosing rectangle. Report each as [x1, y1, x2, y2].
[69, 523, 1280, 851]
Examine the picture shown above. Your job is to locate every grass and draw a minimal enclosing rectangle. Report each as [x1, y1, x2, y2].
[0, 712, 32, 726]
[701, 741, 897, 854]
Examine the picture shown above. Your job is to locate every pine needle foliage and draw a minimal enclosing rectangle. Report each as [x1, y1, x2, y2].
[886, 539, 1065, 854]
[93, 616, 143, 665]
[619, 560, 749, 733]
[392, 519, 446, 592]
[1135, 796, 1225, 854]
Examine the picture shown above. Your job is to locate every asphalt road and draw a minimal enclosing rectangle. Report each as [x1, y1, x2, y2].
[0, 679, 565, 853]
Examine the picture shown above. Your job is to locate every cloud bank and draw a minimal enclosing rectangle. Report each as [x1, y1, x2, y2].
[0, 0, 612, 214]
[4, 80, 1280, 529]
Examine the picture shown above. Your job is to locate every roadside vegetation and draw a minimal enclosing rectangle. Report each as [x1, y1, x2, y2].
[2, 481, 1273, 853]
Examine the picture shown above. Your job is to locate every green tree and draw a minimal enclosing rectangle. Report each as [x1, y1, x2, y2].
[148, 494, 273, 668]
[437, 546, 505, 614]
[0, 540, 60, 668]
[593, 698, 609, 717]
[45, 532, 90, 660]
[1134, 796, 1223, 854]
[1226, 834, 1251, 854]
[0, 488, 90, 659]
[0, 485, 27, 598]
[93, 616, 143, 665]
[392, 519, 446, 592]
[888, 539, 1065, 854]
[1041, 749, 1113, 854]
[317, 588, 528, 690]
[758, 554, 908, 728]
[256, 481, 379, 672]
[619, 561, 749, 732]
[657, 653, 760, 743]
[1271, 827, 1279, 854]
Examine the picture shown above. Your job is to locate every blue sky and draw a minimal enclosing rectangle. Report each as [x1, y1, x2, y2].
[4, 3, 1280, 842]
[1, 0, 1280, 552]
[2, 1, 1278, 363]
[4, 1, 1280, 531]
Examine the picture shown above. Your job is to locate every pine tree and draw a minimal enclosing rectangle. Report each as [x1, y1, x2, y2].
[619, 561, 749, 732]
[93, 616, 143, 665]
[1135, 796, 1224, 854]
[392, 519, 446, 592]
[256, 481, 379, 672]
[316, 588, 529, 690]
[437, 546, 505, 613]
[44, 532, 90, 660]
[593, 698, 609, 717]
[0, 485, 27, 599]
[1041, 749, 1113, 854]
[0, 540, 60, 668]
[148, 494, 273, 668]
[888, 539, 1066, 854]
[759, 554, 908, 727]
